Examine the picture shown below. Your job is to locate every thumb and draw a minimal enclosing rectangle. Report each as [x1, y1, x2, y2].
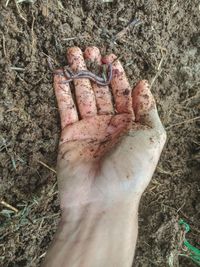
[132, 80, 164, 131]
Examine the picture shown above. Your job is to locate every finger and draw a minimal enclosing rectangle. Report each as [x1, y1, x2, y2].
[132, 80, 164, 130]
[67, 47, 97, 118]
[102, 54, 133, 115]
[54, 69, 78, 129]
[84, 46, 114, 115]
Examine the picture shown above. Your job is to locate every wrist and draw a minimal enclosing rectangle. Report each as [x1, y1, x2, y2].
[60, 196, 140, 223]
[43, 199, 139, 267]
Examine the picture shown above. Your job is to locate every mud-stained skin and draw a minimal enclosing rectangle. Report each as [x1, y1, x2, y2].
[53, 46, 166, 209]
[58, 114, 132, 163]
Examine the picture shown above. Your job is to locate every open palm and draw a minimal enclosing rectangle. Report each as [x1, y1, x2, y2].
[54, 47, 166, 210]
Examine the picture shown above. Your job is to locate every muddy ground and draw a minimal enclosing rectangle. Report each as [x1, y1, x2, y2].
[0, 0, 199, 266]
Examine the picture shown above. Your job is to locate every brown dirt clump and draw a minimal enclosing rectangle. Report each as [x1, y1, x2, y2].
[0, 1, 199, 266]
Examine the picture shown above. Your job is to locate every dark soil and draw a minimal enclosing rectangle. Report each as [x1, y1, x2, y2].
[0, 1, 199, 266]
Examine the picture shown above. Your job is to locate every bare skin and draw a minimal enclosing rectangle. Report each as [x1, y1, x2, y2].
[42, 46, 166, 267]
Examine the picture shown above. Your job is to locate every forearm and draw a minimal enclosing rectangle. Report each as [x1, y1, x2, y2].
[42, 200, 139, 267]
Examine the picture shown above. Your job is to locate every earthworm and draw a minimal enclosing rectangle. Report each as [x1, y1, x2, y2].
[63, 64, 113, 86]
[48, 57, 113, 86]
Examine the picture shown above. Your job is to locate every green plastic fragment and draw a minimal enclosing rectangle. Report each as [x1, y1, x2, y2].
[179, 219, 200, 266]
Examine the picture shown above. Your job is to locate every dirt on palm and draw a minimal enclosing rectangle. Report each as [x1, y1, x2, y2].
[0, 1, 199, 266]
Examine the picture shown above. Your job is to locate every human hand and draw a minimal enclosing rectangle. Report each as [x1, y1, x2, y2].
[42, 47, 166, 267]
[54, 46, 166, 211]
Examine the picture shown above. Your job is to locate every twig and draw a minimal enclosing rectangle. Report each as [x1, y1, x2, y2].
[38, 218, 44, 230]
[62, 37, 77, 41]
[150, 47, 166, 89]
[10, 67, 25, 71]
[37, 160, 56, 174]
[57, 0, 64, 9]
[42, 52, 56, 67]
[17, 0, 35, 3]
[1, 137, 17, 169]
[2, 34, 7, 57]
[47, 57, 55, 71]
[14, 0, 27, 21]
[5, 0, 10, 6]
[47, 182, 58, 197]
[41, 0, 49, 16]
[0, 200, 19, 213]
[35, 213, 59, 222]
[166, 116, 200, 130]
[115, 18, 142, 40]
[10, 155, 17, 170]
[39, 252, 46, 259]
[157, 166, 173, 175]
[31, 13, 36, 56]
[177, 201, 185, 213]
